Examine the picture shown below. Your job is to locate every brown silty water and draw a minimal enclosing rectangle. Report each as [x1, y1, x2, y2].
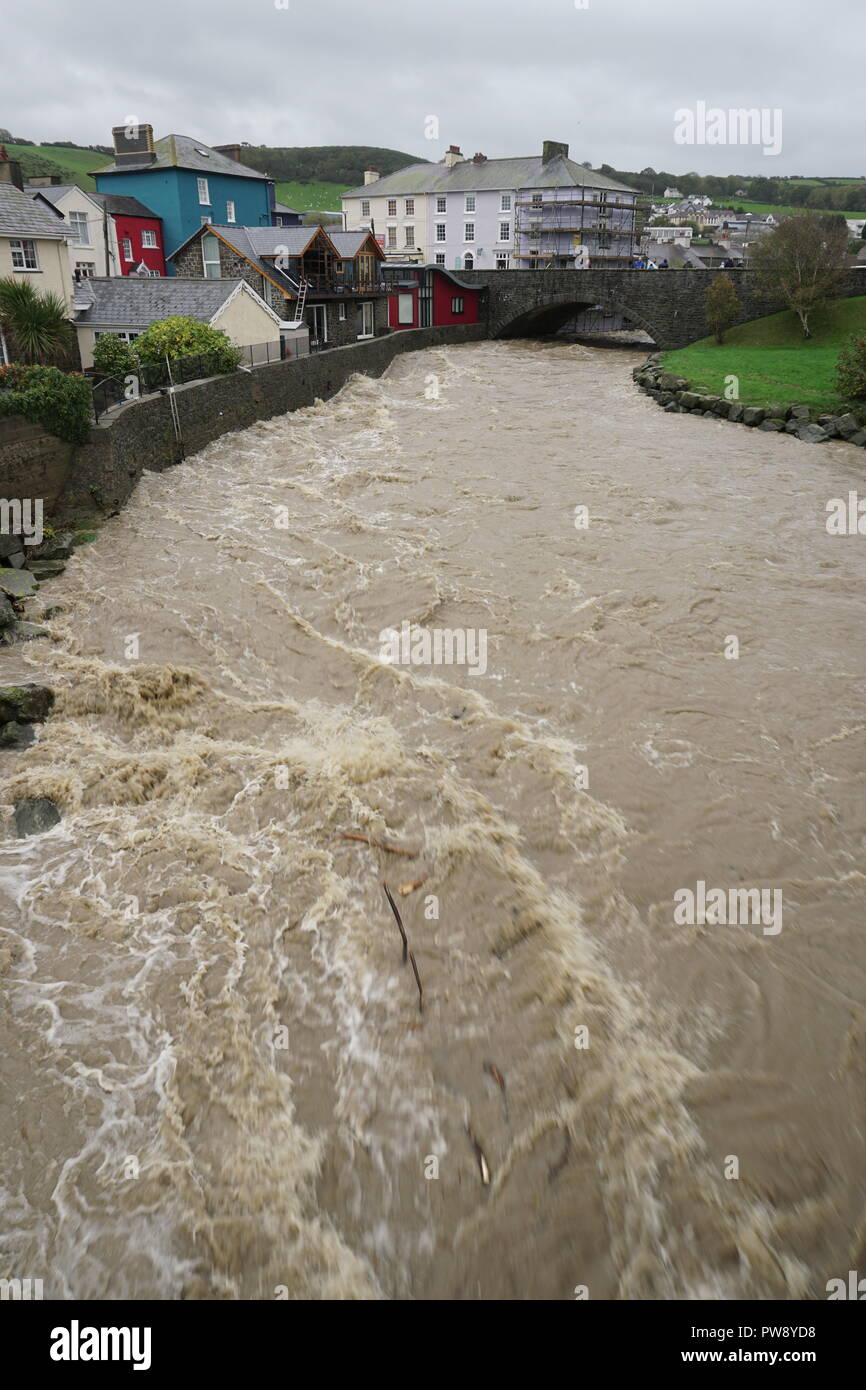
[2, 340, 865, 1300]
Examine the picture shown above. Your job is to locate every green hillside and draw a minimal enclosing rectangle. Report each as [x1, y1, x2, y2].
[236, 144, 424, 188]
[1, 140, 420, 212]
[660, 296, 866, 412]
[4, 143, 106, 190]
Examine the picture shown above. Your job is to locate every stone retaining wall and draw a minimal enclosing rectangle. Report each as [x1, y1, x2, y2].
[1, 323, 486, 519]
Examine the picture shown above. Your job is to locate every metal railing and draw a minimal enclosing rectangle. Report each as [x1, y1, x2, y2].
[90, 342, 288, 421]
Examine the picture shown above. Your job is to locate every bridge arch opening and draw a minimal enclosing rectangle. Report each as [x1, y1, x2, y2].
[495, 298, 658, 346]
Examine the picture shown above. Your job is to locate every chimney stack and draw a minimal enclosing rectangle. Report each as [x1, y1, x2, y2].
[0, 146, 24, 190]
[364, 168, 380, 185]
[111, 123, 156, 166]
[213, 144, 242, 163]
[472, 152, 487, 163]
[443, 145, 464, 168]
[542, 139, 569, 164]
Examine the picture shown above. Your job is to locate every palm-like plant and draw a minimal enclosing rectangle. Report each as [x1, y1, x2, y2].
[0, 277, 72, 364]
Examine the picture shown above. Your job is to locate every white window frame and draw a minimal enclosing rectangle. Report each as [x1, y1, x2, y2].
[75, 261, 95, 277]
[201, 233, 221, 278]
[310, 303, 328, 343]
[122, 236, 133, 263]
[499, 222, 510, 242]
[451, 296, 465, 315]
[500, 193, 512, 212]
[434, 252, 446, 265]
[435, 223, 446, 242]
[464, 195, 475, 213]
[358, 301, 374, 339]
[10, 239, 38, 270]
[361, 199, 370, 219]
[200, 215, 212, 225]
[197, 177, 210, 205]
[436, 196, 447, 213]
[464, 222, 475, 242]
[387, 226, 397, 248]
[338, 303, 347, 321]
[397, 292, 414, 325]
[387, 199, 397, 217]
[68, 210, 90, 246]
[404, 225, 415, 247]
[141, 229, 158, 248]
[405, 198, 414, 216]
[226, 200, 236, 223]
[94, 330, 141, 344]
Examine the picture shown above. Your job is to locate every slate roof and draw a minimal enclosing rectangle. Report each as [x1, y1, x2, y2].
[27, 184, 160, 219]
[344, 155, 636, 199]
[328, 230, 384, 258]
[0, 182, 69, 238]
[91, 192, 161, 218]
[273, 201, 300, 216]
[91, 134, 270, 181]
[166, 223, 334, 298]
[72, 276, 264, 327]
[25, 183, 77, 205]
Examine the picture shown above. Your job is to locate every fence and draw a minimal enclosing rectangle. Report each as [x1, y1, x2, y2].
[90, 342, 286, 421]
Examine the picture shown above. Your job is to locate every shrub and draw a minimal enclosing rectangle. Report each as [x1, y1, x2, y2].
[0, 363, 92, 443]
[836, 334, 866, 401]
[133, 316, 242, 373]
[705, 274, 741, 344]
[91, 333, 138, 378]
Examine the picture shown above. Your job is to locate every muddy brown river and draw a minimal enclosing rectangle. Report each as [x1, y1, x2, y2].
[2, 340, 865, 1300]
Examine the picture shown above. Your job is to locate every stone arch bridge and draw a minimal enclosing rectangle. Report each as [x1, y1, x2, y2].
[454, 268, 865, 350]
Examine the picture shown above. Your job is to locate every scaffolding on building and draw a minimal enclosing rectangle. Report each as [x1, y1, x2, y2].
[513, 186, 639, 269]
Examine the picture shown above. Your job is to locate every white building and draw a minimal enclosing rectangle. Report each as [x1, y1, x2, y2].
[342, 141, 638, 271]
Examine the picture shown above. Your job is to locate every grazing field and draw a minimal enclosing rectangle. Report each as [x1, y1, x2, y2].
[275, 180, 348, 212]
[660, 295, 866, 412]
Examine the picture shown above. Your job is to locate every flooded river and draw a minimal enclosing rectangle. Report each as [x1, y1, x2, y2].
[2, 340, 865, 1299]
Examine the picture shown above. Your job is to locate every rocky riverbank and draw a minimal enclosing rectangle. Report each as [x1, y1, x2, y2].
[633, 354, 866, 445]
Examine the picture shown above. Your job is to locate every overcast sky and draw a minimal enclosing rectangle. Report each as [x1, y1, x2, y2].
[5, 0, 863, 176]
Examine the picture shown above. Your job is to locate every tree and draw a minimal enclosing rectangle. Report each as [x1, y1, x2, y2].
[836, 335, 866, 401]
[91, 332, 138, 377]
[705, 274, 742, 343]
[0, 277, 72, 364]
[749, 212, 849, 338]
[133, 315, 241, 372]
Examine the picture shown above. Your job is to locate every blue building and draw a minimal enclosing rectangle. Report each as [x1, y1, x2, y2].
[92, 126, 277, 272]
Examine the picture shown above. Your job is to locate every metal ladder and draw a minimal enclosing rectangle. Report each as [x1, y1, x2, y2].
[291, 276, 309, 326]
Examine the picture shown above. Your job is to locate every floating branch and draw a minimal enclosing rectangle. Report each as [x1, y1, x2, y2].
[483, 1060, 509, 1124]
[341, 831, 417, 857]
[408, 950, 423, 1013]
[397, 875, 429, 896]
[467, 1126, 491, 1185]
[382, 881, 409, 964]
